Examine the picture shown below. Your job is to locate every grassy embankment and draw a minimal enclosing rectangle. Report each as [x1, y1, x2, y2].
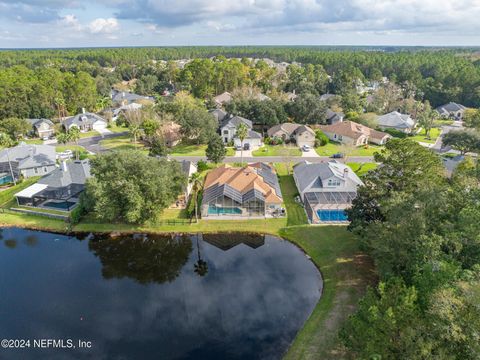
[0, 163, 374, 360]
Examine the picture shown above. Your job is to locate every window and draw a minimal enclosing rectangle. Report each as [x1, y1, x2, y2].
[223, 130, 229, 135]
[338, 135, 343, 141]
[44, 167, 48, 173]
[34, 168, 38, 174]
[327, 178, 341, 186]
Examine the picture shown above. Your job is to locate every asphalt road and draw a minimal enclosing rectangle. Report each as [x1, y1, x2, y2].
[78, 132, 128, 153]
[170, 155, 375, 163]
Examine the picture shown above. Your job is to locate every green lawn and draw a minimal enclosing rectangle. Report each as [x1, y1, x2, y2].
[276, 163, 308, 226]
[107, 124, 129, 133]
[252, 144, 302, 157]
[55, 144, 90, 159]
[0, 177, 41, 207]
[409, 127, 441, 144]
[24, 138, 44, 145]
[170, 143, 207, 156]
[346, 162, 378, 177]
[79, 130, 101, 138]
[315, 142, 383, 157]
[99, 135, 148, 153]
[281, 226, 375, 359]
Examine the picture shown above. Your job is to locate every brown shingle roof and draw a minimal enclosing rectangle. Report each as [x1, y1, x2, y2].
[320, 121, 389, 141]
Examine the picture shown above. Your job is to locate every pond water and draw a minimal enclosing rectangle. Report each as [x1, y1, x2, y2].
[0, 228, 322, 360]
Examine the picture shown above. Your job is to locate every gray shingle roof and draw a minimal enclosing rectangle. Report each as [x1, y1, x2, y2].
[63, 112, 107, 129]
[110, 89, 154, 104]
[435, 102, 466, 114]
[209, 109, 228, 123]
[221, 115, 253, 129]
[38, 160, 91, 188]
[0, 144, 56, 169]
[293, 161, 334, 193]
[378, 111, 415, 129]
[27, 118, 54, 130]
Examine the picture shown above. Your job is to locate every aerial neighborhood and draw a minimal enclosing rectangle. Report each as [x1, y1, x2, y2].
[1, 42, 480, 360]
[0, 52, 476, 228]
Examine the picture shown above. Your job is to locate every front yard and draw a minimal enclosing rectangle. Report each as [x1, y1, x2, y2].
[170, 143, 235, 157]
[409, 127, 441, 144]
[315, 142, 383, 157]
[252, 145, 302, 157]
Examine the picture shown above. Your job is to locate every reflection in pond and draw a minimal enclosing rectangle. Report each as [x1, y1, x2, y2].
[88, 233, 192, 284]
[0, 228, 322, 360]
[202, 232, 265, 251]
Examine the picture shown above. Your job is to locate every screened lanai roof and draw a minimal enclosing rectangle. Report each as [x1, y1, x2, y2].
[305, 191, 358, 206]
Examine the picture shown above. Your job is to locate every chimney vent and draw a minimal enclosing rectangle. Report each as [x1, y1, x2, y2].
[82, 107, 86, 114]
[61, 161, 68, 172]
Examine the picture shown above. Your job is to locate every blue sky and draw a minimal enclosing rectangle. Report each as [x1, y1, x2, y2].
[1, 0, 479, 48]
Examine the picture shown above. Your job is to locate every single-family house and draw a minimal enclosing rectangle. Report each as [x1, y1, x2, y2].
[27, 119, 55, 139]
[62, 110, 108, 133]
[213, 92, 233, 108]
[320, 121, 391, 146]
[112, 103, 143, 121]
[220, 115, 262, 147]
[435, 102, 467, 121]
[0, 144, 56, 181]
[159, 122, 182, 147]
[15, 159, 91, 211]
[293, 160, 363, 223]
[377, 111, 416, 133]
[209, 109, 228, 124]
[267, 123, 316, 147]
[326, 109, 344, 125]
[201, 163, 283, 218]
[110, 89, 155, 106]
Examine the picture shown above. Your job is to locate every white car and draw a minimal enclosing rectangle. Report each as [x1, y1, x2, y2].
[301, 145, 311, 152]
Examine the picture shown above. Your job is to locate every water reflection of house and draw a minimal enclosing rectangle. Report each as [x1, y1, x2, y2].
[203, 233, 265, 251]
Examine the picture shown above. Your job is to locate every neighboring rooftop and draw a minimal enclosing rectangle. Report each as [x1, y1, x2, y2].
[435, 102, 467, 114]
[377, 111, 415, 129]
[221, 115, 253, 129]
[320, 120, 389, 141]
[63, 112, 106, 129]
[0, 144, 56, 169]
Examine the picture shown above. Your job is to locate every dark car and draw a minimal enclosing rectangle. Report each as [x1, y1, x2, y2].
[331, 152, 344, 159]
[243, 143, 250, 150]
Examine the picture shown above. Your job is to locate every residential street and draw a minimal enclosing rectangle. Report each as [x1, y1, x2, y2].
[171, 155, 375, 163]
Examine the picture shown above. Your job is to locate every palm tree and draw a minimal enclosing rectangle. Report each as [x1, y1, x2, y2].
[189, 172, 203, 223]
[236, 122, 249, 166]
[68, 127, 81, 160]
[194, 235, 208, 277]
[417, 101, 438, 140]
[95, 96, 112, 112]
[129, 123, 142, 149]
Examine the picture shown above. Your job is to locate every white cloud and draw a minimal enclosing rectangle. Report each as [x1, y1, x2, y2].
[88, 17, 119, 34]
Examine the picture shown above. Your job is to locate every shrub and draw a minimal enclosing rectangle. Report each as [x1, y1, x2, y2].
[196, 160, 209, 172]
[315, 129, 330, 146]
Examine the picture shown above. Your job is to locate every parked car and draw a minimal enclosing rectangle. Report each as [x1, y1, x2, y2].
[331, 152, 344, 159]
[302, 145, 311, 152]
[235, 145, 242, 151]
[243, 143, 250, 150]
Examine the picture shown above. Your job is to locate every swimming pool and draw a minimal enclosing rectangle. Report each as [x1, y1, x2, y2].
[0, 174, 13, 185]
[316, 209, 349, 222]
[208, 206, 242, 215]
[43, 201, 76, 210]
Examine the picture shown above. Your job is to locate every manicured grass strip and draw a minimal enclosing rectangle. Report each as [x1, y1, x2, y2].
[281, 226, 376, 360]
[252, 145, 302, 157]
[276, 163, 308, 226]
[0, 212, 69, 232]
[0, 177, 41, 207]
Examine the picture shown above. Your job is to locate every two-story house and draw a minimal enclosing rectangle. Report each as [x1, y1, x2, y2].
[293, 160, 363, 223]
[267, 123, 316, 147]
[219, 115, 262, 147]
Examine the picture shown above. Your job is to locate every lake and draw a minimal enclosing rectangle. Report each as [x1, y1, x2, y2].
[0, 228, 322, 360]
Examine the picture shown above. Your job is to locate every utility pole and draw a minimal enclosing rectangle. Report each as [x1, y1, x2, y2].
[6, 148, 16, 186]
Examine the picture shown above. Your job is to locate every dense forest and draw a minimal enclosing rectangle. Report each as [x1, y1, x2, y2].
[0, 46, 479, 122]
